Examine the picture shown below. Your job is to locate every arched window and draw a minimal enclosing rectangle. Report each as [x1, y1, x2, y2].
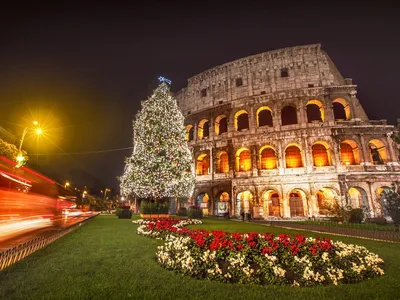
[312, 143, 330, 166]
[185, 125, 194, 142]
[216, 151, 229, 173]
[236, 148, 252, 172]
[340, 140, 360, 165]
[198, 119, 210, 139]
[234, 110, 249, 131]
[256, 107, 273, 127]
[260, 147, 277, 169]
[332, 98, 351, 121]
[306, 100, 324, 123]
[369, 139, 388, 165]
[196, 154, 209, 175]
[215, 115, 228, 135]
[281, 105, 297, 126]
[285, 145, 303, 168]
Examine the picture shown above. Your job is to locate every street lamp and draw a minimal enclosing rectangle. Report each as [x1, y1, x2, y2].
[16, 121, 43, 167]
[103, 188, 110, 201]
[65, 181, 70, 189]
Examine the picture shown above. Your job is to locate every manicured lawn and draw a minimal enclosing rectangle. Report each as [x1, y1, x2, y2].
[0, 215, 399, 300]
[295, 220, 396, 231]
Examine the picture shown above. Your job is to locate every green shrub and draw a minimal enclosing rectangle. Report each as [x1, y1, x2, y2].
[349, 208, 364, 223]
[177, 207, 187, 216]
[187, 206, 203, 219]
[141, 201, 169, 214]
[365, 217, 388, 225]
[116, 206, 132, 219]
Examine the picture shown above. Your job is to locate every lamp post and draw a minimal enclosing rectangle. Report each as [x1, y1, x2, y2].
[65, 181, 70, 189]
[16, 121, 43, 167]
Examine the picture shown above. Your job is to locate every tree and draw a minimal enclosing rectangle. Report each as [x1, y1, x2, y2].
[381, 183, 400, 226]
[0, 138, 28, 162]
[119, 81, 195, 202]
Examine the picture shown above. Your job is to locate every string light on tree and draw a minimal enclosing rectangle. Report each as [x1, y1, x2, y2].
[119, 79, 195, 201]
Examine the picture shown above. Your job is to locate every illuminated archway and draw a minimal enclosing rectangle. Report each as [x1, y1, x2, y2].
[340, 140, 360, 165]
[312, 142, 331, 167]
[281, 105, 297, 126]
[198, 119, 210, 139]
[306, 100, 324, 122]
[196, 154, 209, 175]
[348, 187, 369, 210]
[377, 186, 391, 216]
[285, 145, 303, 168]
[234, 110, 249, 131]
[316, 187, 338, 215]
[215, 115, 228, 135]
[216, 151, 229, 173]
[185, 125, 194, 142]
[236, 191, 253, 216]
[288, 190, 305, 217]
[261, 190, 281, 217]
[333, 98, 351, 120]
[215, 192, 230, 215]
[196, 192, 209, 215]
[259, 146, 277, 169]
[256, 106, 273, 127]
[369, 139, 388, 165]
[235, 148, 252, 172]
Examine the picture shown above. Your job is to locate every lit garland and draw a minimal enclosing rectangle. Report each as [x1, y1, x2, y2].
[119, 82, 195, 201]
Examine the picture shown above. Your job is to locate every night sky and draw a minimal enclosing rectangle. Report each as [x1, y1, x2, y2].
[0, 2, 399, 191]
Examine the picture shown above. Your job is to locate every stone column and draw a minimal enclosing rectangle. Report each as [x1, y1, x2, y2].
[359, 134, 371, 165]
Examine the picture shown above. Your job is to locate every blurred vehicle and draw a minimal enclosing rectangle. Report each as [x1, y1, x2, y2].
[0, 156, 76, 243]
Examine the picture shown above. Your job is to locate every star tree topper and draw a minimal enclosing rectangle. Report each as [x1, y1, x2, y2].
[158, 76, 172, 85]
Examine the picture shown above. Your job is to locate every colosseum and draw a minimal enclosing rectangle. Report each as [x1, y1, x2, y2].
[174, 43, 400, 220]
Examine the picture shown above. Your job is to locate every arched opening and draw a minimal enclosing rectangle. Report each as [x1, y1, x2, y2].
[256, 106, 273, 127]
[340, 140, 360, 165]
[262, 190, 281, 217]
[312, 143, 331, 167]
[215, 115, 228, 135]
[235, 148, 252, 172]
[369, 139, 388, 165]
[377, 186, 391, 216]
[348, 187, 369, 212]
[259, 146, 277, 169]
[289, 191, 304, 217]
[215, 192, 230, 216]
[236, 191, 253, 216]
[306, 100, 324, 123]
[196, 154, 209, 175]
[333, 98, 351, 121]
[281, 105, 297, 126]
[198, 119, 210, 139]
[185, 125, 194, 142]
[316, 188, 338, 215]
[234, 110, 249, 131]
[285, 145, 303, 168]
[216, 151, 229, 173]
[196, 193, 209, 216]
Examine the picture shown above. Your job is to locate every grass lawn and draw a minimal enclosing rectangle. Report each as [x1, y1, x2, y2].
[295, 220, 396, 231]
[0, 215, 399, 300]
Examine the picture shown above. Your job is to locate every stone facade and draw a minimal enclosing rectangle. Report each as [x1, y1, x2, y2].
[175, 43, 400, 219]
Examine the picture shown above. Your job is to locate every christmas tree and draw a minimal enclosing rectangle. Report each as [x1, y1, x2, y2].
[119, 79, 195, 202]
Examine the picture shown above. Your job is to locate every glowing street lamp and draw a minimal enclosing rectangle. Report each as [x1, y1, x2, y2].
[65, 181, 70, 189]
[16, 121, 43, 167]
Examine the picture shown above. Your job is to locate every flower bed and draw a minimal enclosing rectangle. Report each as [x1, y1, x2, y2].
[132, 218, 385, 286]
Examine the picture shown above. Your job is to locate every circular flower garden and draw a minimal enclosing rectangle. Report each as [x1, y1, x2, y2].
[132, 218, 384, 287]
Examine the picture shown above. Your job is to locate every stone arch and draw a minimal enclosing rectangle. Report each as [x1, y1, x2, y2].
[332, 98, 351, 121]
[285, 144, 303, 168]
[236, 190, 254, 217]
[348, 187, 369, 211]
[287, 188, 308, 217]
[196, 153, 209, 175]
[281, 105, 297, 126]
[216, 151, 229, 173]
[215, 114, 228, 135]
[256, 106, 273, 127]
[259, 145, 278, 169]
[234, 110, 249, 131]
[261, 189, 281, 217]
[316, 187, 339, 215]
[306, 99, 324, 122]
[215, 191, 230, 216]
[196, 192, 210, 216]
[185, 125, 194, 142]
[311, 141, 332, 166]
[368, 139, 388, 165]
[235, 147, 252, 172]
[376, 186, 391, 216]
[198, 119, 210, 139]
[340, 139, 361, 165]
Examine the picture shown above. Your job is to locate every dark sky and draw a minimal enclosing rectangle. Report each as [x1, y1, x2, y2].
[0, 2, 399, 191]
